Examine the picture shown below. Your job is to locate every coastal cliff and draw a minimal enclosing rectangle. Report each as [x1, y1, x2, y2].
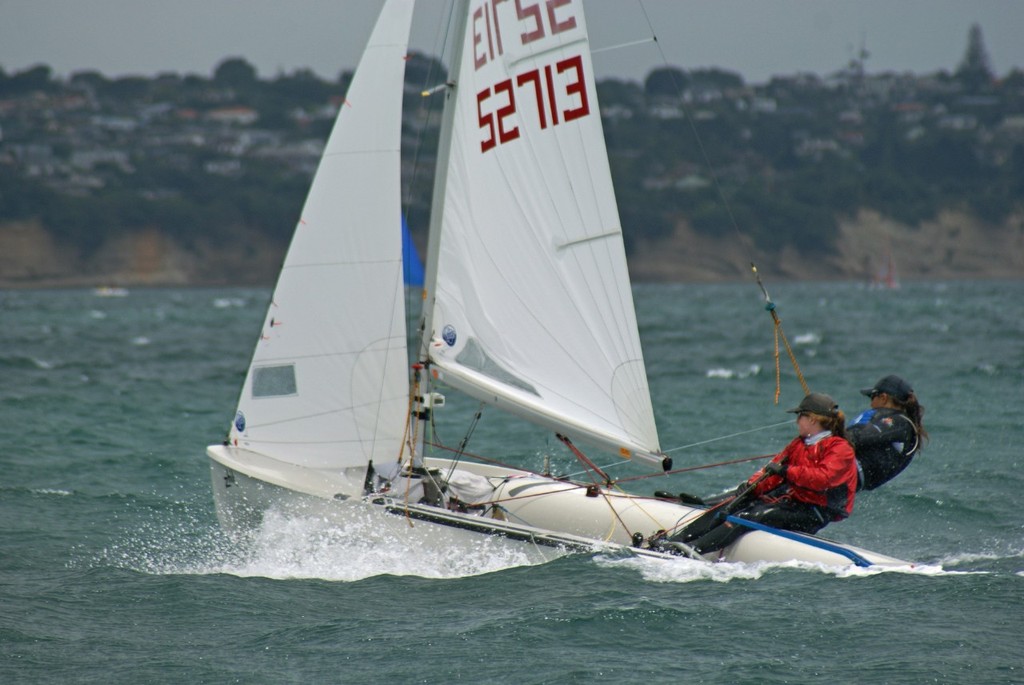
[2, 208, 1020, 288]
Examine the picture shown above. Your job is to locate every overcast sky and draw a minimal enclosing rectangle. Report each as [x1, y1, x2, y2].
[2, 1, 1022, 85]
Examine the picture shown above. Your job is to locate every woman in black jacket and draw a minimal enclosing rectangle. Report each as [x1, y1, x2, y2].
[847, 375, 927, 491]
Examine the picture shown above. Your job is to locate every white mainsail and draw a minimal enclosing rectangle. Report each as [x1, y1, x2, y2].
[227, 0, 416, 471]
[423, 0, 664, 465]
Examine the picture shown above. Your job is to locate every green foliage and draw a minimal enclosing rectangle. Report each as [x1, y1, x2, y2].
[214, 58, 258, 87]
[0, 64, 55, 96]
[689, 68, 744, 90]
[955, 24, 994, 92]
[644, 67, 688, 99]
[704, 183, 840, 254]
[2, 44, 1021, 266]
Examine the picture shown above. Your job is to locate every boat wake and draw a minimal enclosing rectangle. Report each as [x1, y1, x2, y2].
[94, 501, 1006, 583]
[100, 506, 544, 582]
[593, 554, 957, 583]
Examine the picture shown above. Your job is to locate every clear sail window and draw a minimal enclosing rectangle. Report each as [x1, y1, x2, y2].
[252, 364, 298, 398]
[457, 338, 538, 396]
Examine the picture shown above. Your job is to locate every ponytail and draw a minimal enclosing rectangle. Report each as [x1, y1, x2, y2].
[829, 410, 848, 441]
[808, 410, 847, 440]
[900, 393, 928, 443]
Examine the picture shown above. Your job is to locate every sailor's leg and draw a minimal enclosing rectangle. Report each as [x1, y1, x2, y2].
[690, 500, 826, 554]
[689, 518, 747, 554]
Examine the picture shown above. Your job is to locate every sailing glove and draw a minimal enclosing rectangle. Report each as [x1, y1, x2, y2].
[763, 461, 787, 477]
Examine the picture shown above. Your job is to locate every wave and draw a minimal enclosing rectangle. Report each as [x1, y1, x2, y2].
[0, 354, 55, 370]
[593, 553, 976, 583]
[705, 364, 760, 379]
[793, 332, 821, 345]
[32, 488, 74, 497]
[0, 485, 75, 497]
[212, 297, 248, 309]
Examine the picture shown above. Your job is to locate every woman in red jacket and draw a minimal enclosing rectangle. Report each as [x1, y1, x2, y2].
[672, 392, 858, 556]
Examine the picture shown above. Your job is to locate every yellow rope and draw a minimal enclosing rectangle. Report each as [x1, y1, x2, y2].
[752, 263, 809, 402]
[773, 311, 809, 399]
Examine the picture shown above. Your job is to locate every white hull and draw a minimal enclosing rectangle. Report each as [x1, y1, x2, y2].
[208, 445, 910, 568]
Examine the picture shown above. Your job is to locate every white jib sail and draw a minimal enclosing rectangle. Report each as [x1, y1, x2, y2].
[229, 0, 416, 471]
[425, 0, 663, 464]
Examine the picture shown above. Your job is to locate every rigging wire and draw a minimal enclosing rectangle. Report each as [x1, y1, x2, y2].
[439, 402, 485, 482]
[561, 419, 791, 479]
[663, 419, 792, 453]
[635, 0, 813, 402]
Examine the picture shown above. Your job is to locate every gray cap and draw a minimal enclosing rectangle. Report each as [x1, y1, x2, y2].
[787, 392, 839, 417]
[860, 375, 913, 401]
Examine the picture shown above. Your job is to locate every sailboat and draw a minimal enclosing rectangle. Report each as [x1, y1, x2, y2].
[207, 0, 908, 568]
[870, 249, 900, 290]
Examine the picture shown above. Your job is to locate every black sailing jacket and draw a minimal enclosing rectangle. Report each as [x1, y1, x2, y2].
[847, 407, 920, 491]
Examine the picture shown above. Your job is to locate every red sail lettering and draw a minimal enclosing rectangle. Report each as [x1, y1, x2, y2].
[515, 0, 544, 44]
[477, 89, 497, 152]
[484, 4, 495, 62]
[546, 0, 577, 34]
[477, 53, 591, 153]
[493, 79, 521, 144]
[472, 7, 488, 70]
[544, 64, 559, 126]
[515, 69, 546, 129]
[558, 55, 589, 121]
[490, 0, 506, 55]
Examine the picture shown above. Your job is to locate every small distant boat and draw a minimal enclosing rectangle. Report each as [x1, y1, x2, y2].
[207, 0, 909, 568]
[870, 250, 900, 290]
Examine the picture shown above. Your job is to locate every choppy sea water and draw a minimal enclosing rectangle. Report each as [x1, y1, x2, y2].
[1, 281, 1022, 684]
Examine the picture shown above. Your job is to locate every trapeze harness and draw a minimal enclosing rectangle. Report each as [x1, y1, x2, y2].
[847, 408, 921, 491]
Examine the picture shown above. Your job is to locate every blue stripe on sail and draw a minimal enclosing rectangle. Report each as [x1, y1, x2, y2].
[402, 215, 424, 286]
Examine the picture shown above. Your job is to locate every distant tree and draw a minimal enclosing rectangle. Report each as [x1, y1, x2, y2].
[0, 64, 54, 95]
[269, 68, 334, 107]
[689, 68, 744, 91]
[644, 67, 688, 99]
[214, 57, 258, 87]
[69, 70, 108, 89]
[1002, 68, 1024, 89]
[955, 24, 994, 91]
[404, 51, 447, 90]
[102, 76, 150, 101]
[596, 78, 643, 107]
[1011, 144, 1024, 194]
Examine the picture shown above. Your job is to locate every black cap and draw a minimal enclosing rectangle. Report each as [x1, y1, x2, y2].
[787, 392, 839, 417]
[860, 375, 913, 402]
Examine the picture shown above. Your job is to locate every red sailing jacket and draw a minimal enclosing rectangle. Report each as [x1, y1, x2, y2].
[749, 434, 858, 519]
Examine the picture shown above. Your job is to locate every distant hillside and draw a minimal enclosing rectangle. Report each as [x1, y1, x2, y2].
[1, 47, 1023, 287]
[628, 208, 1024, 282]
[2, 207, 1020, 288]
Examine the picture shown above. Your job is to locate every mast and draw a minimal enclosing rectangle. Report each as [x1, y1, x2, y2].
[418, 0, 469, 362]
[409, 0, 469, 465]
